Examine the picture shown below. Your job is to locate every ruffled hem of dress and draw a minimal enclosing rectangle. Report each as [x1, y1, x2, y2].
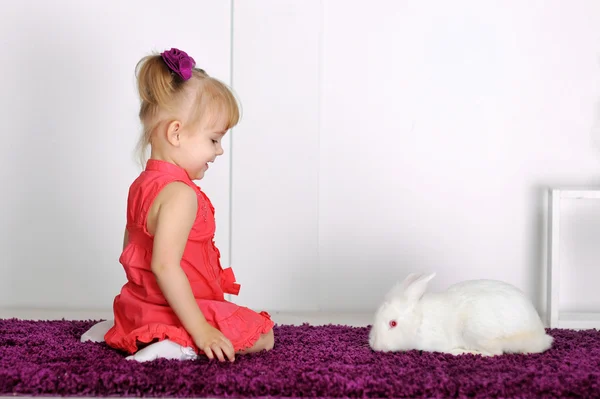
[230, 311, 275, 352]
[105, 311, 275, 355]
[105, 323, 193, 355]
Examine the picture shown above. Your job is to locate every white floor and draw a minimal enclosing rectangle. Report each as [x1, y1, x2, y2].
[0, 308, 373, 399]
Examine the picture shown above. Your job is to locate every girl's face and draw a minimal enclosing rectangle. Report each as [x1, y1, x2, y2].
[179, 120, 226, 180]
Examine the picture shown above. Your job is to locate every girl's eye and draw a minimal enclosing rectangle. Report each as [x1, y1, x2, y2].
[212, 139, 218, 144]
[389, 320, 397, 328]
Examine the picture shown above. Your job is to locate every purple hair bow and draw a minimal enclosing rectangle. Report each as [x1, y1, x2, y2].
[161, 48, 196, 81]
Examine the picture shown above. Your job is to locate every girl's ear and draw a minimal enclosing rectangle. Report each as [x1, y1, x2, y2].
[166, 120, 182, 147]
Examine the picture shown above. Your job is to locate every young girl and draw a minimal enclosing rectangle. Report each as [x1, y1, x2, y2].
[81, 48, 275, 363]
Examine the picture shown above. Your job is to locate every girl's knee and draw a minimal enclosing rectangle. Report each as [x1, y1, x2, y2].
[255, 329, 274, 352]
[263, 329, 274, 351]
[239, 329, 274, 354]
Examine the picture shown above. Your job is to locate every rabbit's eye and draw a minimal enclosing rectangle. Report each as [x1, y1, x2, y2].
[389, 320, 397, 328]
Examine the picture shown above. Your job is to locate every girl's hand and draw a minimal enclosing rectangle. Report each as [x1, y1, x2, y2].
[194, 324, 235, 362]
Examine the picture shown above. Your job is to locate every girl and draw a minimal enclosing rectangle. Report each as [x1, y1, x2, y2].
[81, 48, 274, 363]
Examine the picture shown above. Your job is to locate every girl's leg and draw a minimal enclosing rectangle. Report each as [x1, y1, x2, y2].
[80, 319, 114, 343]
[126, 340, 198, 362]
[129, 329, 274, 361]
[82, 321, 197, 363]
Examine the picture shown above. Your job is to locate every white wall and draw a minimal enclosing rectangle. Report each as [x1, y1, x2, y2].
[230, 0, 321, 311]
[2, 1, 600, 320]
[0, 0, 233, 310]
[316, 0, 600, 314]
[231, 0, 600, 315]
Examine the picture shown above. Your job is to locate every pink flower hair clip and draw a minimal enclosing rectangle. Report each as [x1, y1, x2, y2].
[160, 48, 196, 81]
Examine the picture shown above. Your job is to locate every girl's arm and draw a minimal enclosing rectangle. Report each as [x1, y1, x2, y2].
[150, 182, 235, 362]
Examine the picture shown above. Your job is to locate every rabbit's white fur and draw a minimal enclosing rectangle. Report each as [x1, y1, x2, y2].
[368, 272, 553, 356]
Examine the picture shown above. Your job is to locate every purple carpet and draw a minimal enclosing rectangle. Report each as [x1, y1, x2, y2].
[1, 319, 600, 398]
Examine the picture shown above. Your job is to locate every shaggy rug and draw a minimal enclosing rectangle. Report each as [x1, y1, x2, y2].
[0, 319, 599, 398]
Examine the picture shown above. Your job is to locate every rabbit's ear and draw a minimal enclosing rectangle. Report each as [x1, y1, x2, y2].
[385, 273, 418, 301]
[400, 273, 424, 291]
[403, 272, 436, 302]
[385, 272, 433, 302]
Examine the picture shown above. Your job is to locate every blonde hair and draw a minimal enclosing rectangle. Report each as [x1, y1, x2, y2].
[134, 53, 240, 166]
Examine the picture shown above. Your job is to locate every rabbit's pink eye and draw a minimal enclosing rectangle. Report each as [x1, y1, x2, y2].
[389, 320, 397, 328]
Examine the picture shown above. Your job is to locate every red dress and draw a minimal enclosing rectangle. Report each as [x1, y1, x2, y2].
[104, 159, 274, 354]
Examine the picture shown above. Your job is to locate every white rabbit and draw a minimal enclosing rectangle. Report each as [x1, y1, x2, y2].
[368, 272, 553, 356]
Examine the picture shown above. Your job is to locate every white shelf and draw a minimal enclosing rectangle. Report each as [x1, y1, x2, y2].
[547, 188, 600, 329]
[556, 189, 600, 199]
[557, 312, 600, 330]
